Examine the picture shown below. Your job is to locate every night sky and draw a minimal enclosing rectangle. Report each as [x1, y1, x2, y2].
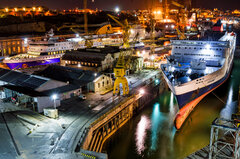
[0, 0, 238, 10]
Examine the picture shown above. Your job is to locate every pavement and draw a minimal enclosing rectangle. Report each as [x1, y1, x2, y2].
[0, 69, 160, 159]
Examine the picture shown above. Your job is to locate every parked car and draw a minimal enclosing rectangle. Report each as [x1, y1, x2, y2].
[79, 94, 86, 100]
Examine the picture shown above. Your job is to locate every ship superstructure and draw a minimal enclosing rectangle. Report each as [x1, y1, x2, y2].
[161, 32, 236, 129]
[3, 32, 104, 69]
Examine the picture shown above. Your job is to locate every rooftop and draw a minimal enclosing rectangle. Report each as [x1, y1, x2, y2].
[0, 68, 49, 90]
[36, 65, 100, 86]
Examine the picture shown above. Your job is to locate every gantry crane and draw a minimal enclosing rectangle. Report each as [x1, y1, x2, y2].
[107, 14, 132, 96]
[70, 27, 94, 48]
[171, 1, 188, 29]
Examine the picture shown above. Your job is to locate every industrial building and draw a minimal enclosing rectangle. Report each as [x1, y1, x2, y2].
[0, 68, 82, 112]
[36, 65, 113, 93]
[61, 46, 132, 72]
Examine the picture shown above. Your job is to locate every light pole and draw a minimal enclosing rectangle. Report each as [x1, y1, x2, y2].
[52, 94, 57, 109]
[115, 7, 120, 13]
[139, 89, 145, 95]
[150, 55, 155, 68]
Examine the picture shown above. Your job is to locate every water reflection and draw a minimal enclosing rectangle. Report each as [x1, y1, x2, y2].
[135, 115, 151, 155]
[150, 103, 161, 151]
[220, 85, 236, 119]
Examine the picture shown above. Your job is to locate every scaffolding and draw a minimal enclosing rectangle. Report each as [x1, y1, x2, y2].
[209, 118, 240, 159]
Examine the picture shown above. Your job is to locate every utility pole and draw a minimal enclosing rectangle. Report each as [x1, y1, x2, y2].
[83, 0, 88, 34]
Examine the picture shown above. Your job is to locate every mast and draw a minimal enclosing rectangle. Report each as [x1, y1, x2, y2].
[83, 0, 88, 34]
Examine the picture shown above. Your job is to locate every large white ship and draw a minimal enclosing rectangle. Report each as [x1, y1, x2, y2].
[2, 30, 109, 70]
[3, 30, 87, 69]
[160, 32, 236, 129]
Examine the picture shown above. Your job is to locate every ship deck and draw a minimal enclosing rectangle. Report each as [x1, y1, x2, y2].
[161, 62, 221, 86]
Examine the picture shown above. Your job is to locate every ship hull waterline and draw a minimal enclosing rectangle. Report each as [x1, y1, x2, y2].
[174, 62, 233, 130]
[5, 58, 60, 69]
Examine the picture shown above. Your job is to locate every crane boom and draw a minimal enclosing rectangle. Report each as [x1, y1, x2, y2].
[107, 14, 132, 96]
[171, 1, 185, 9]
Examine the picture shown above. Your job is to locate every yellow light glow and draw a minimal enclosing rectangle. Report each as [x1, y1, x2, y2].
[14, 8, 18, 12]
[23, 7, 26, 11]
[38, 7, 41, 11]
[5, 8, 8, 12]
[33, 7, 36, 11]
[157, 11, 161, 14]
[153, 11, 157, 14]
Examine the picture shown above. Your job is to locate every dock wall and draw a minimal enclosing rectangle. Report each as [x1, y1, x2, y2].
[78, 72, 167, 153]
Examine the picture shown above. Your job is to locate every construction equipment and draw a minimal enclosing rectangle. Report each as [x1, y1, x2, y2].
[57, 23, 108, 32]
[171, 1, 188, 30]
[96, 24, 114, 35]
[107, 14, 131, 48]
[176, 27, 187, 40]
[107, 14, 132, 96]
[113, 53, 130, 96]
[70, 27, 93, 48]
[171, 1, 185, 9]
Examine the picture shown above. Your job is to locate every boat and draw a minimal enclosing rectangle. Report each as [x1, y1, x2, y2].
[160, 32, 236, 129]
[3, 29, 87, 69]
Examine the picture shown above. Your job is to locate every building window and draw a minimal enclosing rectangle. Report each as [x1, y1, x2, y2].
[98, 83, 100, 88]
[102, 82, 104, 87]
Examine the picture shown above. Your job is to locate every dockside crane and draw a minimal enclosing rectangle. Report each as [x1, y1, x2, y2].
[107, 14, 132, 96]
[171, 1, 188, 40]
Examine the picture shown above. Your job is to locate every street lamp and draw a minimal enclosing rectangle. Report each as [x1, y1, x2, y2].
[139, 89, 145, 95]
[197, 34, 200, 40]
[150, 55, 155, 68]
[52, 94, 57, 109]
[115, 7, 120, 13]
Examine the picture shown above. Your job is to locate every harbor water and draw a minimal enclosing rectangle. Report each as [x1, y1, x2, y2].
[103, 58, 240, 159]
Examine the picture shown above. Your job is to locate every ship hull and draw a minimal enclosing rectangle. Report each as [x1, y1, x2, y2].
[174, 61, 233, 129]
[160, 32, 236, 130]
[5, 57, 60, 69]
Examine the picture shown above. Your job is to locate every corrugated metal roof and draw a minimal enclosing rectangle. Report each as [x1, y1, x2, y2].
[0, 68, 49, 89]
[36, 65, 99, 86]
